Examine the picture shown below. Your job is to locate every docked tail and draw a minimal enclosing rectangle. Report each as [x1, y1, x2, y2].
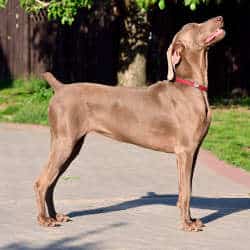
[42, 72, 62, 91]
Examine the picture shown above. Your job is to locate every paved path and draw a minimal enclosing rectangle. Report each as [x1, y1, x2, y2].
[0, 123, 249, 250]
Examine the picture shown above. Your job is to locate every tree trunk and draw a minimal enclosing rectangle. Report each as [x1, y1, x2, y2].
[117, 1, 150, 87]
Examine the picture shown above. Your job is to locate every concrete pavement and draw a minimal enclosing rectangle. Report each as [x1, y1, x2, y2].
[0, 123, 249, 250]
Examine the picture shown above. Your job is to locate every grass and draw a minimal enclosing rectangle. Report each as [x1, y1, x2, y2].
[62, 176, 81, 181]
[0, 78, 249, 171]
[0, 78, 52, 125]
[203, 107, 250, 172]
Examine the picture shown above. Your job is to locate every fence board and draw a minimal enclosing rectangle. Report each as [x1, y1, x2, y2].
[0, 0, 29, 79]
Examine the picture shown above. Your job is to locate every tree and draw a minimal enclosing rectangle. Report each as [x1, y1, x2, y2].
[115, 0, 215, 86]
[0, 0, 217, 86]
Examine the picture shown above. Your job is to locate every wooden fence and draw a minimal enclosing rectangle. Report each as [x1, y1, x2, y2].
[0, 0, 29, 79]
[0, 0, 119, 84]
[0, 1, 248, 96]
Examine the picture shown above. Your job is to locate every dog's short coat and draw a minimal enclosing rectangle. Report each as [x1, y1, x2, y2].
[34, 16, 225, 231]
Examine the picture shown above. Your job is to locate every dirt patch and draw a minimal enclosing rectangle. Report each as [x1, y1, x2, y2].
[0, 103, 8, 110]
[243, 146, 250, 152]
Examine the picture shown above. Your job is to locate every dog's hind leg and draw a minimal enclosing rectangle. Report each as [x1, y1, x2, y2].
[34, 134, 85, 227]
[46, 136, 85, 223]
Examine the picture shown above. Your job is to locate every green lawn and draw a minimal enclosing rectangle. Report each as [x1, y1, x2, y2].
[0, 78, 52, 125]
[203, 107, 250, 171]
[0, 79, 249, 171]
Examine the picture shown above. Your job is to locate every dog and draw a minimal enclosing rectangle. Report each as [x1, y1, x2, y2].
[34, 16, 225, 231]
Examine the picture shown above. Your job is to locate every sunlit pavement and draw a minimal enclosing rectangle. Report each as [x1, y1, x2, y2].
[0, 123, 249, 250]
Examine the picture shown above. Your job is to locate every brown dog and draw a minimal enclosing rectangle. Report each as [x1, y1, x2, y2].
[34, 16, 225, 231]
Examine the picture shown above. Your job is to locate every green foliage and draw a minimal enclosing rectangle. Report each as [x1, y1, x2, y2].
[135, 0, 158, 10]
[19, 0, 93, 25]
[0, 0, 7, 8]
[47, 0, 93, 25]
[0, 0, 225, 24]
[184, 0, 207, 11]
[0, 0, 93, 25]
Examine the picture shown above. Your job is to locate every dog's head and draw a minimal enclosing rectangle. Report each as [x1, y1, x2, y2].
[167, 16, 225, 81]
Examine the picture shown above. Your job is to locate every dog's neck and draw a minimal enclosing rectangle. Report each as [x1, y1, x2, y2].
[175, 49, 208, 87]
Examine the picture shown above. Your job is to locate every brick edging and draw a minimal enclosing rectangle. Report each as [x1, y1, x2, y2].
[0, 122, 48, 130]
[199, 149, 250, 189]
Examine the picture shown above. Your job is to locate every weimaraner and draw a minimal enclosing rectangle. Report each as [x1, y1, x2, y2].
[34, 16, 225, 231]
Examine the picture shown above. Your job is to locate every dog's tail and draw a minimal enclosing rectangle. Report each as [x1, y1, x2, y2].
[42, 72, 62, 92]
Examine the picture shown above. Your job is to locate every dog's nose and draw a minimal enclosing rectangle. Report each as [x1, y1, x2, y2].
[215, 16, 223, 23]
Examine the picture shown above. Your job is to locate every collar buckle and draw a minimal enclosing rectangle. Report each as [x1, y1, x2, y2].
[193, 82, 199, 88]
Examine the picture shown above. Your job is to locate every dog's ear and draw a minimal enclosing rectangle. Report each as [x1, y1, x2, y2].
[167, 41, 184, 81]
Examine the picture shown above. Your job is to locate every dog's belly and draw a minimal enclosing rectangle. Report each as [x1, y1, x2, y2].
[92, 123, 177, 153]
[87, 101, 178, 153]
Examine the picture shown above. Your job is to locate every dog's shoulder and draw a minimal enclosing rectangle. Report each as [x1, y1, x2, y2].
[148, 80, 175, 94]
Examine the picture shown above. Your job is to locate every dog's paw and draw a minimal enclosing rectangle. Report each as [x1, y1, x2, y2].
[55, 213, 72, 223]
[37, 215, 60, 227]
[192, 218, 205, 228]
[181, 219, 204, 232]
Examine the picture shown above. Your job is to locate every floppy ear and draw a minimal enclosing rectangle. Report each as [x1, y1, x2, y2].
[167, 41, 184, 81]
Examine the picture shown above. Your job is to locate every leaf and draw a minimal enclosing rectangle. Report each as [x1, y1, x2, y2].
[184, 0, 192, 6]
[158, 0, 165, 10]
[190, 3, 196, 10]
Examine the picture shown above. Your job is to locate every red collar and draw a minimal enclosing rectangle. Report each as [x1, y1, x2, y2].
[175, 77, 208, 92]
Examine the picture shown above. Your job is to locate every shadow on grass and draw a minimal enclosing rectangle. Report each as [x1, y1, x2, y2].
[68, 192, 250, 225]
[2, 222, 126, 250]
[0, 79, 14, 90]
[210, 96, 250, 107]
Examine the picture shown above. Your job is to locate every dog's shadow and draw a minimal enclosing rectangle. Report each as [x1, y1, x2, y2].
[68, 192, 250, 224]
